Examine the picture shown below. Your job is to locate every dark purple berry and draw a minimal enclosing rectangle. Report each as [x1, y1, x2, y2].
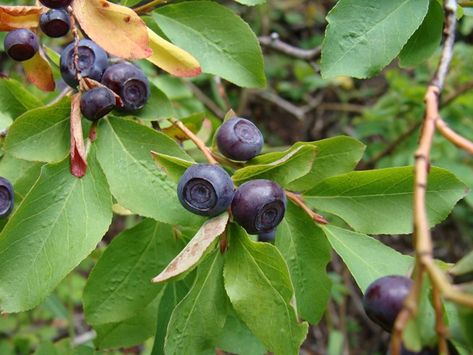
[39, 0, 72, 9]
[60, 39, 108, 87]
[177, 164, 234, 217]
[80, 87, 115, 121]
[216, 117, 264, 161]
[0, 177, 14, 218]
[231, 179, 286, 235]
[40, 9, 70, 38]
[101, 62, 150, 111]
[4, 29, 39, 62]
[258, 229, 276, 242]
[363, 275, 413, 332]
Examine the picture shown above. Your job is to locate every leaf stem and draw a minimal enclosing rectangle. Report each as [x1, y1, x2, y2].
[435, 118, 473, 154]
[285, 191, 328, 225]
[133, 0, 168, 14]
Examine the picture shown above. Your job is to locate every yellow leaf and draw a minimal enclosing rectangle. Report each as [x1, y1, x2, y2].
[72, 0, 151, 60]
[22, 51, 55, 92]
[0, 6, 41, 31]
[147, 28, 201, 77]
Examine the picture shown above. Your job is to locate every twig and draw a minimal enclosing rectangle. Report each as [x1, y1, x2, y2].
[133, 0, 168, 14]
[186, 82, 225, 119]
[47, 87, 73, 106]
[169, 118, 217, 164]
[435, 118, 473, 154]
[286, 191, 328, 224]
[259, 33, 321, 60]
[442, 80, 473, 106]
[67, 7, 82, 85]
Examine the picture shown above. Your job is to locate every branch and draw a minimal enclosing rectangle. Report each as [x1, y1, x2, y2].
[436, 118, 473, 154]
[259, 33, 321, 60]
[133, 0, 168, 14]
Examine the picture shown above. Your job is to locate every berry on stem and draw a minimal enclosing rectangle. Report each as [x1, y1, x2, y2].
[0, 177, 14, 218]
[101, 62, 150, 111]
[60, 39, 108, 87]
[4, 29, 39, 62]
[216, 117, 264, 161]
[177, 164, 234, 217]
[39, 0, 72, 9]
[363, 275, 413, 332]
[232, 179, 286, 234]
[40, 9, 70, 38]
[80, 87, 116, 121]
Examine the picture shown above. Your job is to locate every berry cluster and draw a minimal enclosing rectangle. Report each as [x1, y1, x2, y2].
[177, 117, 286, 241]
[3, 0, 150, 122]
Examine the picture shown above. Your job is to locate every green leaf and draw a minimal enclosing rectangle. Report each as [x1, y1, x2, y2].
[34, 341, 59, 355]
[321, 0, 429, 79]
[165, 250, 227, 355]
[83, 219, 184, 325]
[322, 225, 413, 292]
[232, 145, 317, 187]
[399, 0, 443, 67]
[4, 97, 71, 163]
[154, 1, 266, 88]
[0, 151, 112, 312]
[151, 152, 193, 183]
[95, 117, 203, 226]
[304, 167, 468, 235]
[153, 213, 229, 283]
[224, 223, 308, 355]
[234, 0, 266, 5]
[276, 201, 332, 324]
[451, 250, 473, 277]
[286, 136, 366, 191]
[94, 294, 162, 349]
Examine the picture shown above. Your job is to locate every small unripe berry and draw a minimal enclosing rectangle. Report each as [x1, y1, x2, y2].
[0, 177, 14, 218]
[177, 164, 234, 217]
[363, 275, 412, 332]
[40, 9, 70, 38]
[39, 0, 72, 9]
[101, 62, 150, 111]
[80, 87, 115, 121]
[4, 29, 39, 62]
[216, 117, 264, 161]
[232, 179, 286, 234]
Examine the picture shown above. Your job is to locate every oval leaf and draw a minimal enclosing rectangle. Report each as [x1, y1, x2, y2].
[147, 28, 201, 78]
[22, 51, 55, 92]
[152, 212, 229, 283]
[0, 6, 41, 31]
[72, 0, 151, 60]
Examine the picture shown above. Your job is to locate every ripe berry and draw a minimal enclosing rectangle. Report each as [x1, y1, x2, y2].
[177, 164, 234, 217]
[216, 117, 264, 161]
[101, 62, 150, 111]
[60, 39, 108, 87]
[258, 229, 276, 242]
[40, 9, 70, 38]
[80, 87, 115, 121]
[0, 177, 14, 218]
[39, 0, 72, 9]
[231, 179, 286, 235]
[363, 275, 413, 332]
[4, 29, 39, 62]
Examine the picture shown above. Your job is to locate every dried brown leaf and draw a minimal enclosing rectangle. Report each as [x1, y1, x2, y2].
[22, 50, 55, 92]
[0, 6, 41, 31]
[70, 94, 88, 178]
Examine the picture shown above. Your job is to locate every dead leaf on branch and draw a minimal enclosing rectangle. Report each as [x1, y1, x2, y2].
[0, 6, 42, 31]
[70, 94, 88, 178]
[22, 50, 55, 92]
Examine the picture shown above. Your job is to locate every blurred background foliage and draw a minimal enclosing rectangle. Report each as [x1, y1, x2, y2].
[0, 0, 472, 354]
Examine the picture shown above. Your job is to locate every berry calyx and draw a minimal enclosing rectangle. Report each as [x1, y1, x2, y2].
[40, 9, 70, 38]
[177, 164, 234, 217]
[216, 117, 264, 161]
[363, 275, 413, 332]
[60, 39, 108, 87]
[0, 177, 14, 218]
[39, 0, 72, 9]
[4, 29, 39, 62]
[80, 87, 116, 121]
[231, 179, 286, 234]
[101, 62, 150, 111]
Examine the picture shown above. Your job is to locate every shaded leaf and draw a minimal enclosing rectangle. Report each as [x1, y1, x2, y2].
[151, 151, 193, 183]
[0, 6, 41, 31]
[22, 51, 55, 92]
[153, 212, 228, 283]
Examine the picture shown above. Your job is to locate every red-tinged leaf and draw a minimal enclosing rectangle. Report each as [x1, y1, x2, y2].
[70, 94, 88, 178]
[0, 6, 41, 31]
[147, 28, 201, 77]
[22, 51, 55, 92]
[72, 0, 151, 60]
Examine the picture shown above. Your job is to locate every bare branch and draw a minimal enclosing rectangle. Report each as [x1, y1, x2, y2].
[259, 33, 321, 60]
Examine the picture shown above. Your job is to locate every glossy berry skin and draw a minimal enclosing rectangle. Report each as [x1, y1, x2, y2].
[101, 62, 150, 111]
[363, 275, 413, 332]
[232, 179, 286, 235]
[60, 39, 108, 87]
[258, 229, 276, 242]
[0, 177, 14, 218]
[4, 29, 39, 62]
[177, 164, 234, 217]
[39, 0, 72, 9]
[216, 117, 264, 161]
[80, 87, 115, 121]
[40, 9, 70, 38]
